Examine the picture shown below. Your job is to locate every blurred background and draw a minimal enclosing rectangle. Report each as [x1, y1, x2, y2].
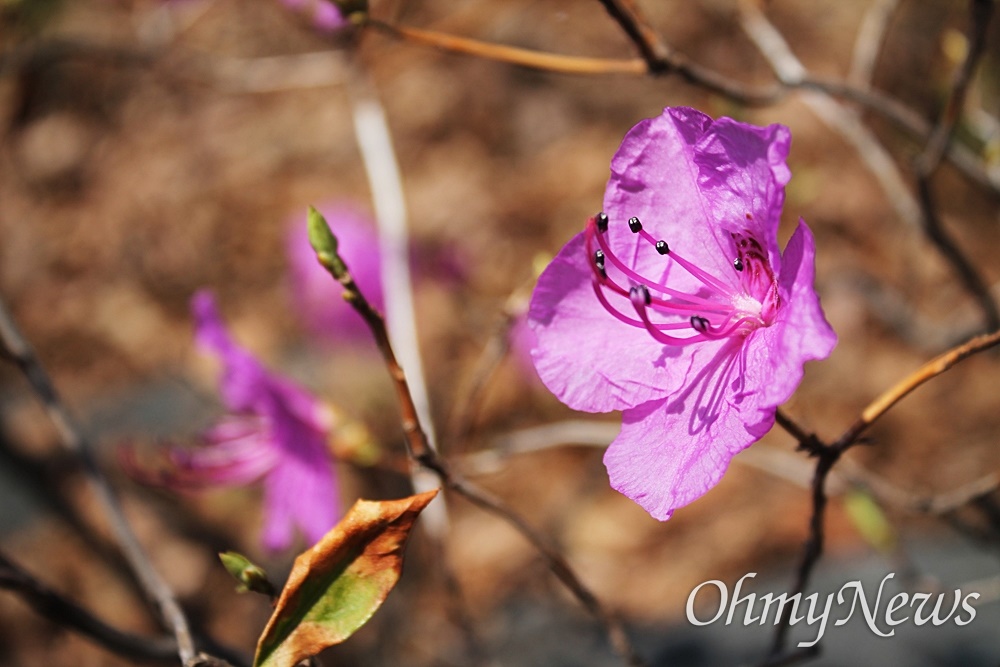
[1, 0, 1000, 665]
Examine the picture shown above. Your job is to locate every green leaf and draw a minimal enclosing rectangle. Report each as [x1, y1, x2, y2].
[253, 489, 439, 667]
[844, 488, 896, 553]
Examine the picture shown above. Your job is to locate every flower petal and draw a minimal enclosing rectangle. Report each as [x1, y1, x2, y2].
[529, 232, 693, 412]
[744, 221, 837, 408]
[191, 291, 270, 413]
[259, 384, 339, 551]
[260, 439, 338, 552]
[693, 117, 791, 268]
[604, 358, 775, 520]
[603, 107, 738, 297]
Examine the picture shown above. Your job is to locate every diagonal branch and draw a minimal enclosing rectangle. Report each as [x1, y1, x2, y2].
[834, 327, 1000, 450]
[769, 326, 1000, 656]
[0, 299, 197, 665]
[913, 0, 999, 331]
[307, 210, 647, 667]
[0, 549, 181, 663]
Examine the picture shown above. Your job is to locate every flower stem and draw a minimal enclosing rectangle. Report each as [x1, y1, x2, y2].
[835, 328, 1000, 450]
[366, 19, 646, 75]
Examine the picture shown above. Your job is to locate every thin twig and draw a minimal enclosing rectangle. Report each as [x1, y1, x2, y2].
[913, 0, 999, 331]
[768, 426, 838, 657]
[840, 459, 999, 515]
[739, 1, 922, 230]
[835, 327, 1000, 450]
[346, 57, 450, 537]
[593, 0, 671, 72]
[0, 299, 197, 665]
[309, 220, 646, 667]
[848, 0, 899, 87]
[367, 20, 645, 75]
[0, 549, 179, 663]
[769, 327, 1000, 654]
[346, 57, 494, 664]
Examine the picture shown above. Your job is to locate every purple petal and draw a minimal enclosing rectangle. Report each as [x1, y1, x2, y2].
[529, 232, 693, 412]
[259, 420, 338, 551]
[693, 117, 790, 269]
[258, 379, 339, 550]
[604, 345, 775, 519]
[286, 203, 383, 343]
[744, 221, 837, 408]
[190, 290, 270, 413]
[603, 107, 738, 297]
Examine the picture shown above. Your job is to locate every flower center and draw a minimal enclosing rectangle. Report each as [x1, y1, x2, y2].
[585, 212, 780, 347]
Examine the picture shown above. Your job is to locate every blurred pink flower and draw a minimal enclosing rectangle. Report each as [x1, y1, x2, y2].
[286, 202, 384, 343]
[278, 0, 349, 32]
[126, 291, 341, 552]
[528, 107, 836, 520]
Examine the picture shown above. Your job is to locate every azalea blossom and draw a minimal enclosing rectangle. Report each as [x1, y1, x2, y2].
[528, 107, 836, 520]
[278, 0, 349, 32]
[286, 202, 384, 342]
[128, 291, 341, 551]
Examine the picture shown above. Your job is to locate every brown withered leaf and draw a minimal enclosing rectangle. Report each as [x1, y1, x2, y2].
[253, 489, 439, 667]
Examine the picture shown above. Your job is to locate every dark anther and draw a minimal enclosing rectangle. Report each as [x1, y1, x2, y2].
[733, 257, 744, 272]
[631, 284, 651, 307]
[627, 216, 642, 233]
[595, 211, 609, 232]
[655, 240, 670, 255]
[691, 316, 710, 333]
[594, 250, 606, 278]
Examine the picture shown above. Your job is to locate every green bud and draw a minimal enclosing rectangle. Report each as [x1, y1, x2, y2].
[306, 206, 348, 278]
[219, 551, 276, 597]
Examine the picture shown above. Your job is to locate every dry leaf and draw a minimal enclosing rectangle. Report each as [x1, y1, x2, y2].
[253, 489, 439, 667]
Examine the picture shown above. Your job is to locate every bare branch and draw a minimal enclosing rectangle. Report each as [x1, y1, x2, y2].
[0, 299, 197, 665]
[309, 219, 647, 667]
[835, 327, 1000, 450]
[0, 550, 180, 663]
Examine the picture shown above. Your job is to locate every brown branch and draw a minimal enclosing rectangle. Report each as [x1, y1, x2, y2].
[0, 298, 197, 665]
[593, 0, 671, 72]
[367, 20, 645, 76]
[309, 213, 646, 667]
[835, 328, 1000, 450]
[369, 8, 1000, 195]
[0, 549, 180, 664]
[913, 0, 999, 332]
[769, 327, 1000, 654]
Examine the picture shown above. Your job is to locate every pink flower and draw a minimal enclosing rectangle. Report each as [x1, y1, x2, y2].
[278, 0, 349, 32]
[528, 107, 836, 520]
[286, 203, 384, 343]
[128, 291, 341, 552]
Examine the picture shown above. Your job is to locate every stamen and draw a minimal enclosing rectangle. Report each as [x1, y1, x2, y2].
[698, 316, 761, 339]
[591, 282, 707, 331]
[733, 257, 744, 272]
[629, 288, 710, 346]
[637, 228, 735, 297]
[587, 222, 732, 311]
[630, 284, 651, 307]
[691, 316, 709, 333]
[595, 211, 609, 232]
[655, 240, 669, 255]
[594, 249, 606, 278]
[628, 216, 642, 233]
